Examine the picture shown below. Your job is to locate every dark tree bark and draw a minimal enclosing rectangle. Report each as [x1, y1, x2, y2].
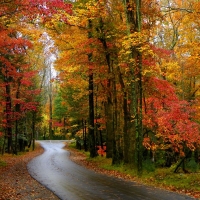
[5, 70, 12, 154]
[88, 19, 97, 158]
[32, 111, 36, 151]
[123, 0, 143, 174]
[97, 17, 114, 159]
[82, 119, 87, 151]
[49, 66, 53, 140]
[14, 79, 21, 154]
[118, 69, 129, 164]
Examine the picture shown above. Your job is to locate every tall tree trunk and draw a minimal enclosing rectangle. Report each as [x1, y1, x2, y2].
[123, 0, 137, 167]
[88, 19, 97, 158]
[105, 98, 113, 158]
[14, 79, 21, 154]
[135, 0, 143, 175]
[49, 66, 53, 140]
[97, 17, 114, 159]
[118, 69, 129, 163]
[15, 106, 19, 154]
[32, 111, 36, 151]
[6, 90, 12, 153]
[112, 75, 122, 165]
[5, 71, 12, 153]
[123, 0, 143, 173]
[82, 119, 87, 151]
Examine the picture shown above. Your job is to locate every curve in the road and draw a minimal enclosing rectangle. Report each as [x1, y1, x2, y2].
[27, 140, 196, 200]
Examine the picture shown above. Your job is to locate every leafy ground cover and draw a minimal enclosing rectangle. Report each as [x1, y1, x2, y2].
[66, 143, 200, 200]
[0, 144, 59, 200]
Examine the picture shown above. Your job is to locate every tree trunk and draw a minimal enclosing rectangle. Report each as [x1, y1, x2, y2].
[174, 151, 191, 173]
[5, 74, 12, 154]
[123, 0, 143, 174]
[97, 18, 114, 159]
[32, 111, 36, 151]
[49, 67, 53, 140]
[14, 79, 21, 154]
[135, 0, 143, 175]
[105, 98, 114, 158]
[112, 75, 122, 165]
[88, 19, 97, 158]
[82, 119, 87, 151]
[118, 68, 129, 163]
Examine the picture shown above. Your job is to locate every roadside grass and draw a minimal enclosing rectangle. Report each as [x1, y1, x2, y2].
[68, 145, 200, 198]
[92, 156, 200, 197]
[142, 167, 200, 192]
[0, 142, 40, 168]
[68, 141, 76, 148]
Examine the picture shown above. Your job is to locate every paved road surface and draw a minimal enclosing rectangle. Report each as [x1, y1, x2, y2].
[27, 140, 195, 200]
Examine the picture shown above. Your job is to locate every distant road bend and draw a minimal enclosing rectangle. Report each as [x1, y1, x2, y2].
[27, 140, 195, 200]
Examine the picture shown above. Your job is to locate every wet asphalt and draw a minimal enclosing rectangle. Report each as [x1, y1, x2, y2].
[27, 140, 196, 200]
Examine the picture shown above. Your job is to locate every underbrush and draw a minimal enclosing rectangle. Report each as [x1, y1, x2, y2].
[100, 157, 200, 197]
[0, 142, 40, 167]
[69, 145, 200, 198]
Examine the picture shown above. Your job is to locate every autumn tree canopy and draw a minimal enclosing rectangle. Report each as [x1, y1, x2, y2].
[0, 0, 200, 173]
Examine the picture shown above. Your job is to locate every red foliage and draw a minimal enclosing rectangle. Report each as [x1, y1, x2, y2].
[150, 45, 174, 59]
[96, 145, 106, 157]
[0, 29, 40, 129]
[0, 0, 72, 135]
[52, 120, 64, 128]
[21, 102, 38, 112]
[25, 0, 73, 23]
[143, 77, 200, 153]
[0, 132, 3, 137]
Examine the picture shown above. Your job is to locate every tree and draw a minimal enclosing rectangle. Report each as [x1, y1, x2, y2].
[1, 0, 198, 174]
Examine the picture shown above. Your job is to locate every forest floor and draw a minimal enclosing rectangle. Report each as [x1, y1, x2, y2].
[0, 144, 59, 200]
[0, 142, 200, 200]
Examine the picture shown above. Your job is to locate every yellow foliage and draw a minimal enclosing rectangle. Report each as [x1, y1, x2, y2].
[161, 61, 181, 82]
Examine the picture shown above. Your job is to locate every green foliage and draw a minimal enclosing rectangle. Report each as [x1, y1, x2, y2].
[60, 86, 88, 122]
[68, 140, 76, 148]
[143, 159, 155, 172]
[186, 159, 199, 172]
[0, 159, 6, 167]
[17, 134, 28, 142]
[52, 134, 65, 140]
[186, 155, 199, 173]
[75, 136, 84, 150]
[155, 150, 167, 167]
[53, 92, 68, 121]
[0, 136, 4, 151]
[143, 150, 155, 172]
[148, 167, 200, 193]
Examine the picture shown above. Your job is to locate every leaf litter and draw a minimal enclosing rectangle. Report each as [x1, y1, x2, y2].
[0, 145, 59, 200]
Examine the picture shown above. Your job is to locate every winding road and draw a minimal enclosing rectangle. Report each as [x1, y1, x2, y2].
[27, 140, 195, 200]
